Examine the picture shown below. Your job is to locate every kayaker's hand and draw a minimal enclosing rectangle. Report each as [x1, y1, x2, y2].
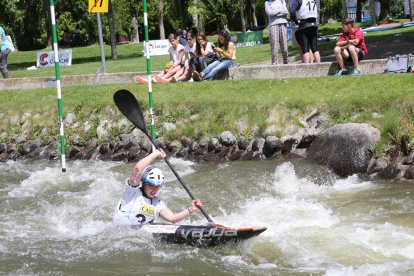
[189, 199, 202, 213]
[157, 149, 166, 159]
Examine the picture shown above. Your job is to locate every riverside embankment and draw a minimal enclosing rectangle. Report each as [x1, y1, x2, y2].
[1, 74, 414, 180]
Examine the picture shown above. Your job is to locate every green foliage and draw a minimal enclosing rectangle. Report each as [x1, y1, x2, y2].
[319, 0, 342, 23]
[198, 0, 239, 30]
[1, 0, 410, 51]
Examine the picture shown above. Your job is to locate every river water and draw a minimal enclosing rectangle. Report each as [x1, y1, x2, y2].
[1, 158, 413, 275]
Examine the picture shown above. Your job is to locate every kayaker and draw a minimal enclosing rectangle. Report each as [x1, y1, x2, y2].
[114, 149, 202, 225]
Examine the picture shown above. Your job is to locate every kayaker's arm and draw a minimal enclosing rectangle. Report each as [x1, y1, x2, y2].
[160, 199, 202, 224]
[129, 149, 166, 187]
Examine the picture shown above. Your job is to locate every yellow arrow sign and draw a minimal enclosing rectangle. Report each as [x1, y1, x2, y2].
[89, 0, 108, 13]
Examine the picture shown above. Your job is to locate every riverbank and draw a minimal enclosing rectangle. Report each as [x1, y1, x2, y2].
[1, 75, 414, 180]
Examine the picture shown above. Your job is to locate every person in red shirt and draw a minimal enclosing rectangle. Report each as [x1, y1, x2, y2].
[334, 18, 368, 76]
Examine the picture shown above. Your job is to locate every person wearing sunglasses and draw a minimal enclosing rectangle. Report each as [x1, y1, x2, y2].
[170, 31, 198, 83]
[192, 29, 235, 81]
[135, 33, 185, 84]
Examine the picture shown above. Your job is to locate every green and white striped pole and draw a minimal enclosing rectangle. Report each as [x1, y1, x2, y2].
[143, 0, 156, 140]
[49, 0, 66, 172]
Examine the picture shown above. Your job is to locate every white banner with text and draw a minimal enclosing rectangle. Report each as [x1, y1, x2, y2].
[36, 50, 72, 68]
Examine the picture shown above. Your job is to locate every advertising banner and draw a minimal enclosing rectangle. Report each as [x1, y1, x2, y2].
[231, 30, 263, 48]
[146, 40, 171, 56]
[36, 50, 72, 68]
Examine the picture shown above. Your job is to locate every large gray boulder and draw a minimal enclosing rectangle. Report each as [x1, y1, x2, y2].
[308, 123, 380, 176]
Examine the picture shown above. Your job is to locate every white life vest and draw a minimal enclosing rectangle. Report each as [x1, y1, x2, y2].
[296, 0, 318, 20]
[113, 181, 166, 226]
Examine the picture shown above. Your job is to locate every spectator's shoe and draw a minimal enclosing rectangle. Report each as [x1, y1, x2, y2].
[192, 71, 203, 82]
[170, 77, 177, 83]
[134, 75, 148, 84]
[155, 75, 169, 83]
[335, 69, 349, 76]
[352, 68, 362, 75]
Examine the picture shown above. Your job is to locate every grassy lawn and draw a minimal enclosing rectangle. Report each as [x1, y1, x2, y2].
[6, 22, 414, 78]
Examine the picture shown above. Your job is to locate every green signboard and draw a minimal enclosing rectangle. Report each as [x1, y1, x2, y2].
[231, 30, 263, 48]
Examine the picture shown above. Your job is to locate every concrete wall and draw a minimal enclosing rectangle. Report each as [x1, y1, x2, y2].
[1, 58, 412, 91]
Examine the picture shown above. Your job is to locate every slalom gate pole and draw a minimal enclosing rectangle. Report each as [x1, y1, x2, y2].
[143, 0, 156, 140]
[49, 0, 66, 172]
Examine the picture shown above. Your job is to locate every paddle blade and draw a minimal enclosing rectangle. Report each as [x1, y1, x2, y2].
[113, 89, 147, 134]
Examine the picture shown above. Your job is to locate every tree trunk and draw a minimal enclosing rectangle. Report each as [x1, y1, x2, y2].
[369, 0, 377, 25]
[411, 0, 414, 21]
[192, 0, 199, 29]
[316, 0, 320, 22]
[379, 0, 391, 19]
[44, 0, 52, 48]
[341, 0, 348, 19]
[158, 0, 165, 39]
[250, 0, 258, 27]
[131, 15, 139, 43]
[240, 0, 246, 33]
[108, 0, 117, 59]
[356, 0, 363, 22]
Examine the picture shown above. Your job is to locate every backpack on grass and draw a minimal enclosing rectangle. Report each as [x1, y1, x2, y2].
[384, 54, 412, 73]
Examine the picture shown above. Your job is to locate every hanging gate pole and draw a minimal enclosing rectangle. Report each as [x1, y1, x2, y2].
[49, 0, 66, 172]
[143, 0, 156, 140]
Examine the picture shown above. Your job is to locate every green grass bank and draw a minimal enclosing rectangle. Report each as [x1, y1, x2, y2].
[7, 21, 414, 78]
[1, 74, 413, 158]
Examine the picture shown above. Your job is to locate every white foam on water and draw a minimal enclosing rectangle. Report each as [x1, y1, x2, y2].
[331, 174, 375, 191]
[213, 162, 414, 273]
[2, 160, 414, 274]
[222, 255, 249, 266]
[163, 157, 197, 178]
[324, 261, 414, 276]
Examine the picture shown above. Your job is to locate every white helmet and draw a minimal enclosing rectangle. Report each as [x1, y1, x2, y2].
[141, 166, 165, 187]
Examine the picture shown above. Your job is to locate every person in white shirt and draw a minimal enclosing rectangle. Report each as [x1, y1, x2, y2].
[134, 33, 186, 84]
[114, 149, 202, 225]
[289, 0, 321, 63]
[170, 31, 198, 82]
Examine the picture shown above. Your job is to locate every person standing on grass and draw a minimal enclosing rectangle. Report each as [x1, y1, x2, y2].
[289, 0, 321, 64]
[265, 0, 289, 65]
[334, 18, 368, 76]
[0, 26, 11, 79]
[292, 24, 314, 63]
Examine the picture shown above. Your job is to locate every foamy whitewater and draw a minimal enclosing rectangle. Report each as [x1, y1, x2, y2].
[1, 159, 413, 275]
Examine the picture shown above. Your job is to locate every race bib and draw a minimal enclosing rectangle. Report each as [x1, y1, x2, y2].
[140, 204, 156, 217]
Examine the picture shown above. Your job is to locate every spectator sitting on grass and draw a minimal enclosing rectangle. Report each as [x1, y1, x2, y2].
[170, 31, 198, 83]
[179, 29, 188, 46]
[334, 18, 368, 76]
[135, 33, 185, 84]
[193, 32, 216, 73]
[192, 29, 235, 82]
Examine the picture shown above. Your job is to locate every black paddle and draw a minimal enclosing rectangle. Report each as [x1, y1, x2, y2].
[113, 89, 214, 223]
